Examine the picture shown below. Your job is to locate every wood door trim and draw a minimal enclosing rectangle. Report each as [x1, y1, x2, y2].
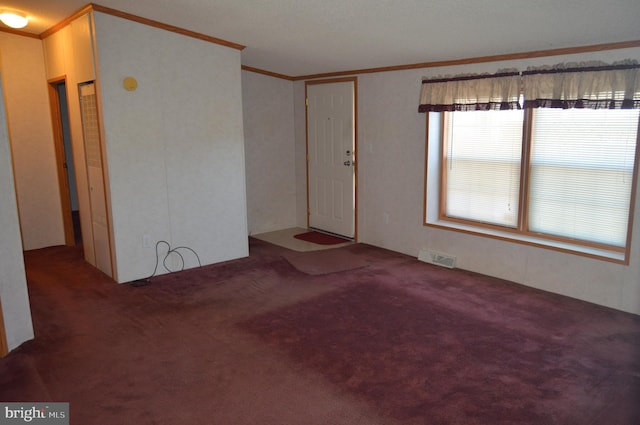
[0, 299, 8, 357]
[48, 78, 75, 246]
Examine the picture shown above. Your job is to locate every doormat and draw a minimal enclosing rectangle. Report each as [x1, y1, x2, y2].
[293, 231, 350, 245]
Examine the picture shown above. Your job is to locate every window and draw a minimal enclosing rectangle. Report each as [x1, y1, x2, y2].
[528, 108, 638, 248]
[421, 62, 640, 262]
[443, 109, 523, 228]
[441, 108, 638, 257]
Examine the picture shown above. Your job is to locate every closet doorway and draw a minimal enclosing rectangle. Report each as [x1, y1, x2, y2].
[48, 79, 80, 246]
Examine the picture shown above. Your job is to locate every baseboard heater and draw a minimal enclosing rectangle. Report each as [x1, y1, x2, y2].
[418, 250, 457, 269]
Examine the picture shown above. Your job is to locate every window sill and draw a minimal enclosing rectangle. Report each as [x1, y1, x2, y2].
[425, 219, 627, 264]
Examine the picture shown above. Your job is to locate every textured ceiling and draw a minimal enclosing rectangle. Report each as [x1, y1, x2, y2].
[4, 0, 640, 77]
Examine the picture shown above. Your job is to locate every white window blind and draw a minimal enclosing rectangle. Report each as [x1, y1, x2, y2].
[528, 108, 639, 246]
[444, 109, 524, 227]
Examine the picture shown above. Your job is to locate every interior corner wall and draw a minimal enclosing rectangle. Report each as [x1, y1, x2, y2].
[0, 70, 34, 352]
[293, 82, 308, 229]
[293, 47, 640, 315]
[93, 12, 248, 283]
[241, 70, 297, 235]
[0, 33, 65, 250]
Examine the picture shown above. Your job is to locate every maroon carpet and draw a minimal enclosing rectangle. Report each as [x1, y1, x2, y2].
[240, 282, 640, 424]
[294, 231, 350, 245]
[1, 238, 639, 424]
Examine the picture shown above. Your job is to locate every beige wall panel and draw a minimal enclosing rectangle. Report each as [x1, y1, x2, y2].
[42, 27, 69, 79]
[0, 32, 65, 250]
[70, 13, 96, 83]
[0, 69, 34, 353]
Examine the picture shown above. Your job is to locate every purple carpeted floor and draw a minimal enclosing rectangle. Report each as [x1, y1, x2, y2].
[1, 238, 639, 424]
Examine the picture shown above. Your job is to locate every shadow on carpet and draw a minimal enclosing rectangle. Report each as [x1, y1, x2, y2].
[239, 282, 640, 425]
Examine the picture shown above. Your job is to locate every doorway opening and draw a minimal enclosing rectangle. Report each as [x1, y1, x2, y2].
[48, 80, 81, 246]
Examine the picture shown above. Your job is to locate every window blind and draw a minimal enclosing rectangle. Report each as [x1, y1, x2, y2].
[444, 109, 524, 227]
[528, 108, 639, 246]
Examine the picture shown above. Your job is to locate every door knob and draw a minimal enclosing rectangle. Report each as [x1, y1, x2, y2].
[344, 160, 351, 166]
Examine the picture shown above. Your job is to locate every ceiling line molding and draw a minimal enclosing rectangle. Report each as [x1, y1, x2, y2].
[89, 4, 244, 50]
[0, 26, 41, 39]
[38, 4, 93, 39]
[39, 3, 245, 51]
[240, 65, 294, 81]
[24, 5, 639, 81]
[290, 39, 640, 81]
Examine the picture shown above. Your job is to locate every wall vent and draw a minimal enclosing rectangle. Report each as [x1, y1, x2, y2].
[418, 250, 457, 269]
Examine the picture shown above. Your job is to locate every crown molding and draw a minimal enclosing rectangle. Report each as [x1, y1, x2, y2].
[39, 3, 245, 51]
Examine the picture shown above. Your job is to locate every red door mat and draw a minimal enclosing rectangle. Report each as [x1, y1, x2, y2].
[294, 231, 350, 245]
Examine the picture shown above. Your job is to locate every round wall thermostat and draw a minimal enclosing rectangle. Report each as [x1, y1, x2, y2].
[123, 77, 138, 91]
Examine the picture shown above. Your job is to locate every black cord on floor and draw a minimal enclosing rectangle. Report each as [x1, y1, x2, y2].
[131, 240, 201, 286]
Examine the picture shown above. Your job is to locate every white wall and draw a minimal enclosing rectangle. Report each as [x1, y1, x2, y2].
[93, 13, 249, 283]
[241, 71, 297, 235]
[290, 47, 640, 315]
[0, 71, 34, 352]
[0, 33, 65, 250]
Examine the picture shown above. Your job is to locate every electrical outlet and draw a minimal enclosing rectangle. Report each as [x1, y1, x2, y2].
[143, 234, 151, 248]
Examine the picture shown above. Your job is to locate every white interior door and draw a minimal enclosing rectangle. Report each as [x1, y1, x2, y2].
[79, 82, 112, 277]
[306, 80, 355, 238]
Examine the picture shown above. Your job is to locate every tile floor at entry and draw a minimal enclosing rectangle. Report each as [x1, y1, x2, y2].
[251, 227, 353, 252]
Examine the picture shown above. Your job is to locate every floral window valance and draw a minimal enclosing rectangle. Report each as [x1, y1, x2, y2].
[418, 60, 640, 112]
[522, 61, 640, 109]
[418, 70, 521, 112]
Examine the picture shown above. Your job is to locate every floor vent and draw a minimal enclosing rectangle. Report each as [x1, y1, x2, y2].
[418, 250, 457, 269]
